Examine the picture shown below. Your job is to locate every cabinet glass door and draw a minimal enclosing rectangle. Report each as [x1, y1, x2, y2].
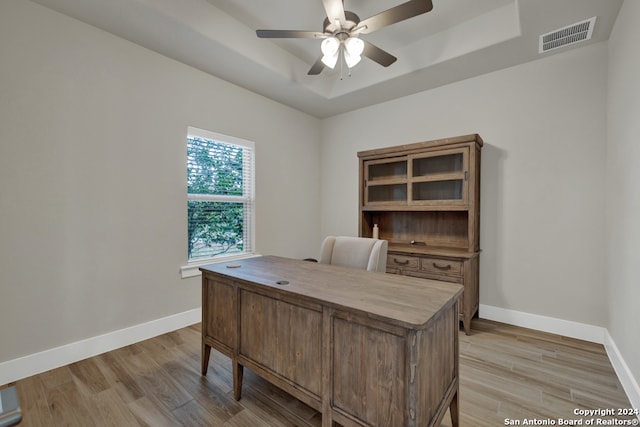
[364, 157, 408, 205]
[409, 148, 468, 205]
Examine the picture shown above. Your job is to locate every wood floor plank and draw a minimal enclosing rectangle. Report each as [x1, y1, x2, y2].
[240, 381, 319, 427]
[38, 365, 73, 390]
[222, 408, 276, 427]
[462, 357, 546, 403]
[46, 378, 98, 426]
[14, 376, 54, 427]
[119, 350, 193, 412]
[127, 396, 180, 427]
[170, 398, 228, 426]
[11, 318, 635, 426]
[93, 351, 147, 403]
[91, 388, 140, 427]
[68, 357, 111, 395]
[191, 379, 244, 422]
[241, 369, 320, 424]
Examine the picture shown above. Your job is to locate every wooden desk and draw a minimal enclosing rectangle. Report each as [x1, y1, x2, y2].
[200, 256, 462, 427]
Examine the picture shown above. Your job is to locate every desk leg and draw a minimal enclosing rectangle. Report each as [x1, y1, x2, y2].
[202, 343, 211, 375]
[233, 361, 244, 400]
[450, 391, 459, 427]
[463, 316, 472, 335]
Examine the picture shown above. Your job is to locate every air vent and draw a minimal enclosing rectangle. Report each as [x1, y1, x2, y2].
[539, 17, 596, 53]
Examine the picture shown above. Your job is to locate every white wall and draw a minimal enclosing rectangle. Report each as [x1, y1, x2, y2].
[606, 0, 640, 389]
[0, 0, 321, 364]
[320, 42, 608, 328]
[2, 0, 636, 397]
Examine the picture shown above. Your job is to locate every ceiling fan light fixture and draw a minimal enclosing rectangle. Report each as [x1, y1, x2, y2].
[343, 51, 361, 68]
[321, 36, 340, 69]
[321, 37, 340, 57]
[343, 37, 364, 68]
[321, 52, 339, 69]
[344, 37, 364, 56]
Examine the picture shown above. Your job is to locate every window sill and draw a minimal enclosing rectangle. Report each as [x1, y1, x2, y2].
[180, 253, 261, 279]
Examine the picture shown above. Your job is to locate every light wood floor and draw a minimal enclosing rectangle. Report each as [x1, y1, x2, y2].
[12, 319, 635, 426]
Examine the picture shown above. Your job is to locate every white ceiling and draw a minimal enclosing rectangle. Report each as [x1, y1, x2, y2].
[30, 0, 622, 118]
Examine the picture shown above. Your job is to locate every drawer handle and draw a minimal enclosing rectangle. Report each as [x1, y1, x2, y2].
[393, 258, 410, 266]
[432, 262, 452, 270]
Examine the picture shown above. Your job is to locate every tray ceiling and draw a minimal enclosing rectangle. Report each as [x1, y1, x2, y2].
[30, 0, 622, 118]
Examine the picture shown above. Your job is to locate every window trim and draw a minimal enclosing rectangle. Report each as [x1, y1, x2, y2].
[182, 126, 255, 276]
[180, 253, 261, 279]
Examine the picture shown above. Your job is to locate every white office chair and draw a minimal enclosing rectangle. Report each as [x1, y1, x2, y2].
[317, 236, 388, 272]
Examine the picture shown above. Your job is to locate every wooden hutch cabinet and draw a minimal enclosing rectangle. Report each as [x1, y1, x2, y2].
[358, 134, 482, 334]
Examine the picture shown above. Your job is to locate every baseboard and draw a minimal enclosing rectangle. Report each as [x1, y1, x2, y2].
[479, 304, 606, 343]
[0, 308, 201, 386]
[604, 330, 640, 418]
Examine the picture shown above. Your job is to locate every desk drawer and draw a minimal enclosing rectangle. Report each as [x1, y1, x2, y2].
[420, 257, 463, 276]
[387, 254, 420, 270]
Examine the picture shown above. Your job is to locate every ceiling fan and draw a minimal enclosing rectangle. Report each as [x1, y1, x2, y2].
[256, 0, 434, 75]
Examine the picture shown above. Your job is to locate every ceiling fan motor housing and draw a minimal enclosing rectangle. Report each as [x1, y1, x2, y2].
[323, 11, 361, 37]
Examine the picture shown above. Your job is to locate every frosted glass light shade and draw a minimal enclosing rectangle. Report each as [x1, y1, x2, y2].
[322, 51, 339, 68]
[344, 51, 361, 68]
[344, 37, 364, 56]
[321, 37, 340, 57]
[321, 37, 340, 69]
[343, 37, 364, 68]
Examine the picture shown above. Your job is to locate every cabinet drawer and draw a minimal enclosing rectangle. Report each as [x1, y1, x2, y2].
[405, 270, 462, 284]
[420, 257, 463, 276]
[387, 254, 420, 270]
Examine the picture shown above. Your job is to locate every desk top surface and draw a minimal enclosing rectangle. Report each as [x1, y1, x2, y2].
[200, 255, 463, 329]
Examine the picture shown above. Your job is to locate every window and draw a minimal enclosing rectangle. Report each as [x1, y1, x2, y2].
[186, 127, 255, 264]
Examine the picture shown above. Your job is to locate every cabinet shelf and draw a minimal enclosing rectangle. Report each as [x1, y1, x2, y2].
[366, 177, 408, 186]
[412, 180, 465, 203]
[366, 158, 407, 182]
[411, 172, 464, 183]
[361, 205, 469, 212]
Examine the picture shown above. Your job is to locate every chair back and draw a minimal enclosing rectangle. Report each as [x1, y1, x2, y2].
[318, 236, 388, 272]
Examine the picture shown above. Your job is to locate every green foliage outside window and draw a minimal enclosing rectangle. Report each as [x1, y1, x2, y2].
[187, 137, 246, 260]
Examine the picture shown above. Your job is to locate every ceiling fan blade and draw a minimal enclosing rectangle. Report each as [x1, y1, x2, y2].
[256, 30, 325, 39]
[308, 56, 326, 75]
[358, 0, 433, 34]
[322, 0, 346, 28]
[362, 40, 397, 67]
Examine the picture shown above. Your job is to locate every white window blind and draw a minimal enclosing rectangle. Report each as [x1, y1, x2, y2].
[186, 127, 255, 262]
